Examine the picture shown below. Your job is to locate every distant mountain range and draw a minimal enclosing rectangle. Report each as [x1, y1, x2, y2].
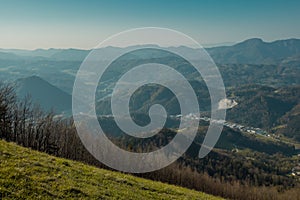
[207, 38, 300, 65]
[1, 38, 299, 141]
[1, 38, 300, 64]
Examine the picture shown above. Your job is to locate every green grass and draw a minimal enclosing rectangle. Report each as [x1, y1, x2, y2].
[0, 140, 222, 199]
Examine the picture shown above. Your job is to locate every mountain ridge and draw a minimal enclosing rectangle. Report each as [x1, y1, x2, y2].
[15, 75, 71, 113]
[1, 38, 300, 64]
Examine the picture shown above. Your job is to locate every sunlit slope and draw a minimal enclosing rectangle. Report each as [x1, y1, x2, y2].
[0, 140, 222, 199]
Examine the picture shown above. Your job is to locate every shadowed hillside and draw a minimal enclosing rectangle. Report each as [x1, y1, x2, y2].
[15, 76, 71, 113]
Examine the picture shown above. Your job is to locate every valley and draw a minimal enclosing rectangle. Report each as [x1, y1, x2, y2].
[1, 38, 300, 199]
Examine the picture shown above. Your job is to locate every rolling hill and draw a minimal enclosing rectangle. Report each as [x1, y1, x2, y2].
[0, 139, 222, 200]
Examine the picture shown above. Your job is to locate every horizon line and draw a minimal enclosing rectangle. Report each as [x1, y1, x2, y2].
[1, 37, 299, 51]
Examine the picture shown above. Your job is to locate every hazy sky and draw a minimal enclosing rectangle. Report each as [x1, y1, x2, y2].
[1, 0, 300, 49]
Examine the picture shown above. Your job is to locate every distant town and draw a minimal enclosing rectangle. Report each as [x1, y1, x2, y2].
[171, 113, 268, 136]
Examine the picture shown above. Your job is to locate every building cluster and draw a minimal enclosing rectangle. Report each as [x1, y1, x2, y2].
[172, 113, 268, 136]
[292, 164, 300, 177]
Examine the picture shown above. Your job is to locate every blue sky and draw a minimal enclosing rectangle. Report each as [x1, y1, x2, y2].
[0, 0, 300, 49]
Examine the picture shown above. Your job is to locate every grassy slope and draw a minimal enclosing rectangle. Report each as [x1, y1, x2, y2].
[0, 140, 222, 200]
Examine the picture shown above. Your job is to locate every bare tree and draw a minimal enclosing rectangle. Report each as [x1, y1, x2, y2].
[0, 83, 16, 141]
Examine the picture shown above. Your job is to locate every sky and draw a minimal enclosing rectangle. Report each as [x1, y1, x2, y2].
[0, 0, 300, 49]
